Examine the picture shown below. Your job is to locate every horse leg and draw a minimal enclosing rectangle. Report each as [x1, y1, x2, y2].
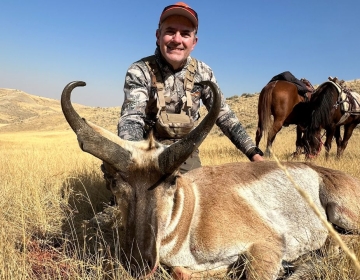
[324, 128, 335, 160]
[334, 126, 342, 159]
[337, 123, 356, 158]
[265, 121, 283, 157]
[293, 125, 304, 158]
[255, 122, 262, 147]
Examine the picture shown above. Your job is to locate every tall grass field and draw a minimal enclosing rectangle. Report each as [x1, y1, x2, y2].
[1, 125, 360, 279]
[1, 81, 360, 279]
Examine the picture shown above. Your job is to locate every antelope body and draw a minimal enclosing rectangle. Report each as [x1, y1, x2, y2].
[61, 81, 360, 280]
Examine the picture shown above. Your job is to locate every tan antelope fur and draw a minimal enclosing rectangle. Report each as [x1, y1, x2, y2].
[61, 81, 360, 280]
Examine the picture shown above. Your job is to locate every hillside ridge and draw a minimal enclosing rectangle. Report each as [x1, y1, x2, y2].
[1, 79, 359, 134]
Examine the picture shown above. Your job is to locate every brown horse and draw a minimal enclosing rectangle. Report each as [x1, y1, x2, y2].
[303, 80, 360, 159]
[255, 79, 313, 157]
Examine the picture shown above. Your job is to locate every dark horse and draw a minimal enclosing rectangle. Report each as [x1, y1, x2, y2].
[255, 79, 314, 157]
[304, 80, 360, 159]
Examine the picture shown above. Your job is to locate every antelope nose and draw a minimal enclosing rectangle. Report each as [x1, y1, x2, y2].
[142, 256, 156, 274]
[129, 258, 156, 278]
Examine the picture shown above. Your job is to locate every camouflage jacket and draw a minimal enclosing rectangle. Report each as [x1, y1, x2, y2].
[118, 48, 261, 159]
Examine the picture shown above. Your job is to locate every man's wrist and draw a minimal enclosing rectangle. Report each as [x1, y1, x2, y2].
[247, 147, 264, 160]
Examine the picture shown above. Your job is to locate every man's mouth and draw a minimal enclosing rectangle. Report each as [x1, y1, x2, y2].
[167, 45, 184, 51]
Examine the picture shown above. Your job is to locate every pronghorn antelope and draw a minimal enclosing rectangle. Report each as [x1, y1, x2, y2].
[61, 81, 360, 280]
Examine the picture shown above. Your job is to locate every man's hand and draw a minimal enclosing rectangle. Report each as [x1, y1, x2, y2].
[251, 154, 265, 162]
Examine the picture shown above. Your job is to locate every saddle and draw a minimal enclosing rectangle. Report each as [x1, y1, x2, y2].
[269, 71, 314, 101]
[299, 78, 315, 102]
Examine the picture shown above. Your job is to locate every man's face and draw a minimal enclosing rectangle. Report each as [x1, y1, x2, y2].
[156, 15, 198, 70]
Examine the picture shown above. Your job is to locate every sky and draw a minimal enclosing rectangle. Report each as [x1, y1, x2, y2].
[1, 0, 359, 107]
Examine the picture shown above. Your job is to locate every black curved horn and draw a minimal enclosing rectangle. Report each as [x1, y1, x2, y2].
[158, 80, 221, 175]
[61, 81, 131, 171]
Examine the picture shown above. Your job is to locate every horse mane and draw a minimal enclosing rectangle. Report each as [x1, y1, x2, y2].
[309, 82, 338, 131]
[304, 82, 339, 151]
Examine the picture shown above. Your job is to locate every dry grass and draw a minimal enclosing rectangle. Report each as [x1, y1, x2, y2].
[2, 126, 360, 279]
[0, 129, 182, 279]
[1, 80, 360, 279]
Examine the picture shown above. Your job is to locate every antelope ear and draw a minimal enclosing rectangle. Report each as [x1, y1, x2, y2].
[146, 130, 158, 150]
[101, 161, 118, 179]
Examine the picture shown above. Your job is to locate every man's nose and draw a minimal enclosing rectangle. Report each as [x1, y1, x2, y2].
[172, 32, 182, 43]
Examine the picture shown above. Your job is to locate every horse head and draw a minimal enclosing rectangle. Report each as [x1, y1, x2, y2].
[302, 82, 340, 158]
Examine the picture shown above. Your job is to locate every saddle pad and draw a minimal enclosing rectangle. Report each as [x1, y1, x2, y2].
[321, 81, 360, 113]
[341, 91, 360, 112]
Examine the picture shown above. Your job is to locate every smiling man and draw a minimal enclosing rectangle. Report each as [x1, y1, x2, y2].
[117, 2, 263, 173]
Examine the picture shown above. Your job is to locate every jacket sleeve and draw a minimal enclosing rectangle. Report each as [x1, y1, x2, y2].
[200, 67, 262, 159]
[117, 62, 151, 141]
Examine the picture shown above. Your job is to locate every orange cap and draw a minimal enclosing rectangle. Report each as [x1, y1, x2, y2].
[159, 2, 198, 29]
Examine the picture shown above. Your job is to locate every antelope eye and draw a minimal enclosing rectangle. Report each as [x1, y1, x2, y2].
[167, 176, 178, 190]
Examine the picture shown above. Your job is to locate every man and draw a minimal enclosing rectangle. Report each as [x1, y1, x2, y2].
[118, 2, 264, 173]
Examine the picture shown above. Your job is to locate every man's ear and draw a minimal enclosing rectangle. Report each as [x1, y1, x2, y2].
[156, 29, 160, 45]
[191, 36, 198, 51]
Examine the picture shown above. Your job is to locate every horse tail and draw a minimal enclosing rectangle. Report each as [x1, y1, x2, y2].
[257, 81, 277, 142]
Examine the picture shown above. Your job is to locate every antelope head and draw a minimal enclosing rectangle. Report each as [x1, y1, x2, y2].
[61, 80, 221, 277]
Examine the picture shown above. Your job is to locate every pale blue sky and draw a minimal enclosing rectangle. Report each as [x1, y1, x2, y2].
[1, 0, 359, 107]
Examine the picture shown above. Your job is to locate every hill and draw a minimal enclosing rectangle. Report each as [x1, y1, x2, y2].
[0, 88, 121, 133]
[1, 78, 359, 134]
[345, 79, 360, 92]
[0, 88, 259, 135]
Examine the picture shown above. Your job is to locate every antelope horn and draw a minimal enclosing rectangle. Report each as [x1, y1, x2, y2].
[61, 81, 131, 171]
[158, 80, 221, 175]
